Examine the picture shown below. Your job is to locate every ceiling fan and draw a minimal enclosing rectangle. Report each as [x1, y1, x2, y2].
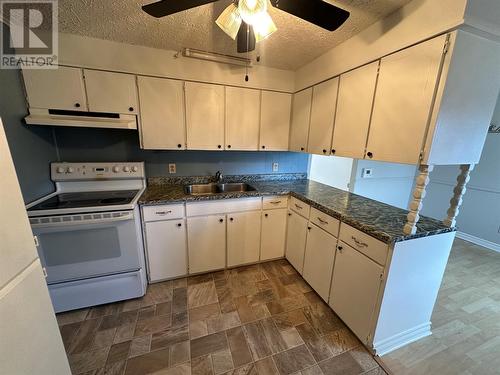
[142, 0, 350, 53]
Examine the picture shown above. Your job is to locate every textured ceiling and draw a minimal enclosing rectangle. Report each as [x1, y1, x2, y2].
[58, 0, 413, 70]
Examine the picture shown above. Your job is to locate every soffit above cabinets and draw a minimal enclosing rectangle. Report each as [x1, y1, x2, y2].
[57, 0, 412, 70]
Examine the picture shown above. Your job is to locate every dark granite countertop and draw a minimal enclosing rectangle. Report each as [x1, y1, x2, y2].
[139, 176, 454, 244]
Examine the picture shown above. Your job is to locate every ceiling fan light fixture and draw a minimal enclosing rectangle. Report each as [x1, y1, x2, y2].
[215, 3, 242, 40]
[254, 11, 277, 42]
[238, 0, 267, 26]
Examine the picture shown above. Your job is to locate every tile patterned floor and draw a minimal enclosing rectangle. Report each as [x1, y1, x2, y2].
[57, 259, 386, 375]
[382, 239, 500, 375]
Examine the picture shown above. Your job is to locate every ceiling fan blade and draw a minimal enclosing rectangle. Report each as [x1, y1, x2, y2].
[237, 22, 256, 53]
[269, 0, 349, 31]
[142, 0, 219, 18]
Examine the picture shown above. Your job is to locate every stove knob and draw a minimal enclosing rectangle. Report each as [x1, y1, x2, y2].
[67, 167, 75, 173]
[123, 166, 130, 172]
[131, 166, 138, 172]
[56, 167, 65, 174]
[113, 166, 120, 173]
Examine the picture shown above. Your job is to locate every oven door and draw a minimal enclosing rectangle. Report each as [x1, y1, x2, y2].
[30, 210, 142, 284]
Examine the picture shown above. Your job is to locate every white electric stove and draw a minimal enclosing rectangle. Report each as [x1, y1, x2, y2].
[26, 162, 147, 313]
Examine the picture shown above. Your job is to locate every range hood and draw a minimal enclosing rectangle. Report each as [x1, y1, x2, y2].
[24, 108, 137, 130]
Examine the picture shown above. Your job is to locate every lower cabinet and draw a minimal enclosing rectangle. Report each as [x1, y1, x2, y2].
[187, 215, 226, 274]
[285, 210, 309, 274]
[144, 219, 187, 282]
[260, 208, 287, 261]
[227, 211, 262, 267]
[329, 242, 384, 343]
[302, 224, 337, 301]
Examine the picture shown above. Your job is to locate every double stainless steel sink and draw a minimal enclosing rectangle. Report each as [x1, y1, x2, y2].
[184, 182, 256, 195]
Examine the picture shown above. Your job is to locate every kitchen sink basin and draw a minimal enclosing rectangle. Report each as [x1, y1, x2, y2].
[184, 183, 256, 195]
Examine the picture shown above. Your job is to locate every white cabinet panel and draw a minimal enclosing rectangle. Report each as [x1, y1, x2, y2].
[142, 204, 185, 222]
[137, 76, 185, 150]
[332, 62, 379, 159]
[225, 87, 260, 150]
[185, 82, 225, 150]
[329, 243, 383, 343]
[261, 208, 287, 261]
[259, 91, 291, 151]
[289, 88, 312, 152]
[285, 210, 308, 274]
[186, 198, 262, 217]
[187, 215, 226, 273]
[309, 208, 340, 237]
[303, 224, 337, 301]
[227, 211, 261, 267]
[289, 196, 310, 218]
[84, 70, 138, 114]
[308, 78, 339, 155]
[22, 67, 87, 111]
[145, 219, 187, 282]
[366, 35, 447, 164]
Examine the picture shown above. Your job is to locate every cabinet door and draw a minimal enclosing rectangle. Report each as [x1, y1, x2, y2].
[329, 243, 383, 342]
[285, 210, 308, 274]
[289, 88, 312, 152]
[303, 224, 337, 301]
[22, 67, 87, 111]
[308, 77, 339, 155]
[366, 35, 447, 164]
[84, 70, 138, 114]
[227, 211, 261, 267]
[225, 87, 260, 150]
[187, 215, 226, 273]
[185, 82, 225, 150]
[261, 208, 287, 261]
[137, 76, 185, 150]
[332, 62, 379, 159]
[259, 91, 292, 151]
[145, 219, 187, 282]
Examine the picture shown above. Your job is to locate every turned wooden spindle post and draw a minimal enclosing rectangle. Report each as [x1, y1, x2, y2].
[443, 164, 475, 227]
[403, 164, 434, 235]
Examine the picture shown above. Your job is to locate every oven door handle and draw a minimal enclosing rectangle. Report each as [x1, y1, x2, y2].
[30, 212, 134, 228]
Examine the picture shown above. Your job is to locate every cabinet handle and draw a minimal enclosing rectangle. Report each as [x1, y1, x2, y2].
[323, 149, 327, 154]
[227, 145, 231, 149]
[218, 145, 222, 149]
[177, 223, 182, 227]
[129, 107, 134, 112]
[351, 236, 368, 248]
[262, 145, 266, 149]
[230, 217, 234, 222]
[219, 218, 224, 223]
[74, 102, 81, 108]
[367, 151, 373, 159]
[269, 200, 281, 205]
[288, 213, 292, 216]
[307, 226, 312, 231]
[294, 204, 303, 210]
[155, 210, 172, 215]
[177, 144, 182, 148]
[300, 147, 305, 151]
[317, 217, 328, 225]
[331, 149, 336, 154]
[338, 245, 343, 253]
[264, 213, 268, 217]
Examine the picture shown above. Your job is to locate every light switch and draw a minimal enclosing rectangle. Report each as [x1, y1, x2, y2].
[168, 164, 176, 174]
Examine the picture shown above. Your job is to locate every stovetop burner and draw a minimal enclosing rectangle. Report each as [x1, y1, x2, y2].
[28, 190, 139, 211]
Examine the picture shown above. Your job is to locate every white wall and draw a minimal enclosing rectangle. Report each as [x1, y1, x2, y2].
[308, 155, 353, 191]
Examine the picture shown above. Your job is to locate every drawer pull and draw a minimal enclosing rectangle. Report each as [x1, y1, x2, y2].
[352, 236, 368, 248]
[155, 210, 172, 215]
[317, 217, 328, 225]
[294, 204, 303, 210]
[269, 200, 282, 204]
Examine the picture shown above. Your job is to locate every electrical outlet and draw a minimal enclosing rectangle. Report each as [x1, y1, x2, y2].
[272, 162, 279, 172]
[361, 168, 373, 178]
[168, 164, 176, 174]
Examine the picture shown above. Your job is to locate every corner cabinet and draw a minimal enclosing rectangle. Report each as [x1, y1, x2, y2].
[185, 82, 225, 150]
[137, 77, 185, 150]
[259, 91, 292, 151]
[225, 87, 261, 150]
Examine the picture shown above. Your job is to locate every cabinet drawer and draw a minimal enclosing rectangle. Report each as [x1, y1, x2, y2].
[310, 208, 340, 237]
[143, 204, 185, 222]
[263, 196, 288, 210]
[186, 198, 262, 217]
[339, 223, 388, 265]
[289, 196, 310, 218]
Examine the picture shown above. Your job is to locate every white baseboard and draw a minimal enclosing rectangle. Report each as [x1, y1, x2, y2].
[456, 231, 500, 253]
[373, 322, 431, 356]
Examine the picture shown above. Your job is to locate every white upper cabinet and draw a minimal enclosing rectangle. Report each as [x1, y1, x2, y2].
[259, 91, 292, 151]
[332, 62, 379, 159]
[137, 77, 185, 150]
[227, 211, 262, 267]
[225, 87, 260, 150]
[22, 67, 87, 111]
[185, 82, 225, 150]
[366, 35, 447, 164]
[84, 70, 139, 114]
[307, 77, 339, 155]
[289, 88, 312, 153]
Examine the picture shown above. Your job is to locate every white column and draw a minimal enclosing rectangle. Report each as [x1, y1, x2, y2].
[403, 164, 434, 235]
[443, 164, 475, 227]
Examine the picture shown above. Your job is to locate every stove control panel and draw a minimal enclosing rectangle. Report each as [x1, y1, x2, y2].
[51, 162, 145, 181]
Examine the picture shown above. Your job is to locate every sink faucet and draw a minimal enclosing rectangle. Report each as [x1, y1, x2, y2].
[215, 170, 223, 183]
